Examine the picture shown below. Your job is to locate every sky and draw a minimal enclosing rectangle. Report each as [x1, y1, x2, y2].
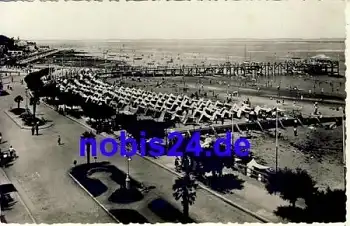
[0, 0, 346, 40]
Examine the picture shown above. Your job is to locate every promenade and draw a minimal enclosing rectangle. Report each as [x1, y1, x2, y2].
[0, 169, 35, 223]
[0, 72, 283, 223]
[1, 68, 344, 223]
[0, 75, 114, 223]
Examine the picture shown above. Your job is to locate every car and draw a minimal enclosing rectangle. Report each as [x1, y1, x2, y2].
[0, 149, 17, 167]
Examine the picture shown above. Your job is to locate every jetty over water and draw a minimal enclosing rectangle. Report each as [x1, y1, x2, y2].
[17, 49, 60, 65]
[98, 59, 341, 77]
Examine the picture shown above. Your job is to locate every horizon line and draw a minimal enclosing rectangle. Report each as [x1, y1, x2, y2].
[27, 37, 345, 42]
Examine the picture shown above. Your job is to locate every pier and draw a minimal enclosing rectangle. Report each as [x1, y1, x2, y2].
[96, 59, 340, 77]
[17, 49, 60, 65]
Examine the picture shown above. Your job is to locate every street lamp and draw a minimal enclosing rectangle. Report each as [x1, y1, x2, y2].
[231, 112, 234, 151]
[124, 155, 132, 190]
[275, 101, 279, 172]
[339, 106, 346, 186]
[25, 88, 28, 109]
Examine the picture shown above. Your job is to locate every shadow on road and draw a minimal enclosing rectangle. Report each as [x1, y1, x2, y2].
[9, 108, 25, 116]
[109, 209, 149, 223]
[0, 91, 10, 97]
[0, 140, 8, 145]
[70, 163, 109, 197]
[202, 174, 245, 194]
[108, 187, 144, 204]
[148, 198, 195, 223]
[70, 161, 197, 223]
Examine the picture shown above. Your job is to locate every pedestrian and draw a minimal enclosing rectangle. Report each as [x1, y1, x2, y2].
[293, 128, 298, 136]
[9, 145, 16, 157]
[57, 135, 61, 145]
[175, 157, 180, 172]
[31, 126, 35, 135]
[35, 123, 39, 135]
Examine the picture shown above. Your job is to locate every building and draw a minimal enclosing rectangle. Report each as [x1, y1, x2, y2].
[8, 50, 23, 57]
[39, 45, 50, 51]
[26, 43, 37, 52]
[14, 40, 28, 47]
[0, 45, 5, 55]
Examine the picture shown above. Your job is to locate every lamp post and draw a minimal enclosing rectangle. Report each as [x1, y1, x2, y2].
[125, 155, 132, 190]
[231, 112, 234, 151]
[25, 88, 28, 109]
[340, 107, 346, 185]
[275, 101, 279, 172]
[165, 128, 168, 153]
[0, 193, 2, 222]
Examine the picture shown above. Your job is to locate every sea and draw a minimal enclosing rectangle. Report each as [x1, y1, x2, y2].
[35, 39, 345, 71]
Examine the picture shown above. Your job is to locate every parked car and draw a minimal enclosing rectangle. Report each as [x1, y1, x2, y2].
[0, 149, 17, 167]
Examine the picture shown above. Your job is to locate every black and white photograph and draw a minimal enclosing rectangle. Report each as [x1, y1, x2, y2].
[0, 0, 347, 224]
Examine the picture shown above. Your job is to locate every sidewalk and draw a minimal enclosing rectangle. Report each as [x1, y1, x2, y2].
[39, 102, 271, 222]
[3, 109, 54, 130]
[155, 155, 289, 220]
[43, 101, 285, 222]
[0, 169, 36, 223]
[0, 81, 117, 223]
[10, 76, 282, 222]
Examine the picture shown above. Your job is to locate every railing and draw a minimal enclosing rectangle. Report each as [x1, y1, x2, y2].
[233, 162, 270, 183]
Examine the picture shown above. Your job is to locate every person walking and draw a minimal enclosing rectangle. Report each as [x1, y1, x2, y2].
[35, 123, 39, 136]
[293, 127, 298, 137]
[175, 157, 180, 172]
[9, 146, 16, 158]
[57, 135, 61, 145]
[31, 126, 35, 136]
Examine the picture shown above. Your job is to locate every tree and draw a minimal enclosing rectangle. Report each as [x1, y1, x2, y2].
[14, 95, 23, 109]
[29, 93, 40, 119]
[274, 187, 346, 223]
[172, 157, 198, 218]
[81, 131, 96, 165]
[265, 167, 316, 207]
[41, 80, 59, 102]
[305, 187, 346, 222]
[24, 68, 52, 119]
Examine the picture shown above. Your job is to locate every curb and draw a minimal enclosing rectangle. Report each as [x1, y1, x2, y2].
[68, 172, 120, 223]
[3, 110, 54, 130]
[140, 156, 271, 223]
[43, 102, 271, 223]
[42, 102, 97, 133]
[261, 94, 345, 105]
[0, 168, 37, 224]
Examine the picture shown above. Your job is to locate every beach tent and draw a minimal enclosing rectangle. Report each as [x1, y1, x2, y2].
[247, 158, 270, 171]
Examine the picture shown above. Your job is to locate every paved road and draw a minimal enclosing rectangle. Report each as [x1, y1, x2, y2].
[0, 78, 114, 223]
[0, 169, 35, 223]
[0, 76, 266, 223]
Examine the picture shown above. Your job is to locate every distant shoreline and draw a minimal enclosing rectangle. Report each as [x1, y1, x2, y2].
[31, 38, 345, 43]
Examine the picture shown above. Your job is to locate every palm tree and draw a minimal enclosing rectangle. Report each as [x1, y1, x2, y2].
[81, 130, 96, 164]
[14, 95, 23, 109]
[172, 156, 198, 219]
[29, 93, 40, 119]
